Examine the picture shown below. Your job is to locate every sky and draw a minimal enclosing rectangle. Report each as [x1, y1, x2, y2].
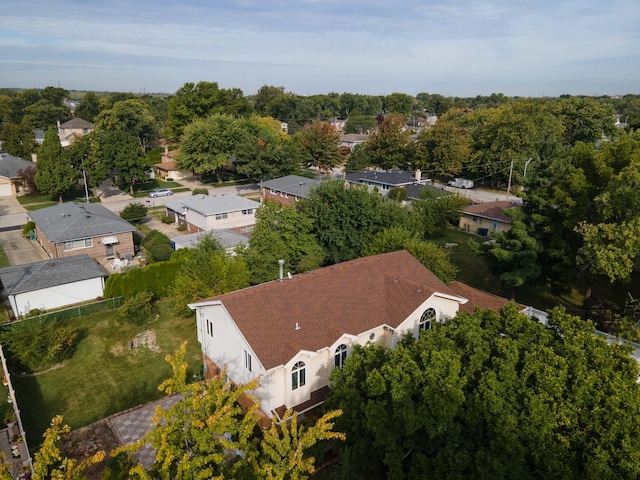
[2, 0, 639, 98]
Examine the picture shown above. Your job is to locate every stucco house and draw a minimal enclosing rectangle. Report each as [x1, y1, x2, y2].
[0, 254, 108, 318]
[260, 175, 321, 207]
[163, 194, 260, 233]
[152, 148, 187, 181]
[57, 117, 94, 148]
[0, 153, 34, 197]
[189, 250, 517, 421]
[459, 200, 518, 236]
[29, 202, 136, 265]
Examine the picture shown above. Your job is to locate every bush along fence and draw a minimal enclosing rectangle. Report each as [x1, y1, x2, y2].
[7, 297, 124, 326]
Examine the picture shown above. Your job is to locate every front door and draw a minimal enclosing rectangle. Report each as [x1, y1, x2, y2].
[105, 244, 114, 258]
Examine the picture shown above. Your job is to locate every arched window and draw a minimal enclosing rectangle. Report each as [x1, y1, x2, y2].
[334, 344, 348, 369]
[419, 308, 436, 331]
[292, 361, 306, 390]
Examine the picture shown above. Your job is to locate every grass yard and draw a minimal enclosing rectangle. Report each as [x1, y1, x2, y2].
[11, 299, 201, 445]
[0, 244, 10, 268]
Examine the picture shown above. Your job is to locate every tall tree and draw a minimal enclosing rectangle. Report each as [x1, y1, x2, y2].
[383, 93, 415, 116]
[92, 130, 147, 195]
[253, 85, 286, 116]
[363, 115, 412, 170]
[239, 201, 325, 284]
[295, 121, 343, 174]
[234, 115, 299, 180]
[326, 304, 640, 479]
[34, 127, 77, 202]
[409, 187, 468, 238]
[93, 99, 157, 152]
[175, 113, 243, 183]
[557, 96, 617, 145]
[301, 180, 408, 264]
[74, 92, 105, 123]
[343, 115, 377, 134]
[0, 121, 36, 158]
[413, 119, 469, 180]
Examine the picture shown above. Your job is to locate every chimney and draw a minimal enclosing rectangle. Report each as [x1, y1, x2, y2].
[278, 259, 284, 281]
[415, 169, 421, 182]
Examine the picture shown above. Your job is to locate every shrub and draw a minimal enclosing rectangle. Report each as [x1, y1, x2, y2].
[166, 177, 173, 181]
[101, 452, 135, 480]
[192, 188, 209, 195]
[141, 230, 171, 251]
[22, 221, 35, 238]
[104, 261, 182, 298]
[120, 202, 148, 224]
[177, 225, 186, 231]
[387, 187, 408, 202]
[149, 244, 173, 262]
[161, 216, 173, 224]
[117, 291, 154, 325]
[0, 319, 79, 371]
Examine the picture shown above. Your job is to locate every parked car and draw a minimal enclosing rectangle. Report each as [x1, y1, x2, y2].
[148, 189, 173, 198]
[447, 178, 474, 189]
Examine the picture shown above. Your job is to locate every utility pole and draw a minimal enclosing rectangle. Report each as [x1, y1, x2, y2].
[506, 158, 514, 202]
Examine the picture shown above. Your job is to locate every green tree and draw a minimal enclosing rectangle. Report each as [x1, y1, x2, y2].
[253, 85, 286, 116]
[301, 180, 408, 264]
[121, 343, 344, 480]
[0, 121, 36, 158]
[409, 187, 468, 238]
[120, 202, 148, 223]
[171, 240, 250, 315]
[73, 92, 105, 123]
[69, 132, 111, 198]
[175, 113, 243, 183]
[92, 130, 147, 195]
[234, 115, 299, 180]
[295, 121, 343, 175]
[471, 219, 542, 296]
[239, 201, 325, 284]
[363, 115, 412, 170]
[343, 115, 377, 134]
[94, 99, 157, 152]
[344, 144, 371, 172]
[35, 127, 77, 202]
[413, 120, 469, 179]
[557, 96, 617, 145]
[23, 99, 71, 129]
[383, 93, 414, 116]
[164, 81, 253, 139]
[326, 304, 640, 479]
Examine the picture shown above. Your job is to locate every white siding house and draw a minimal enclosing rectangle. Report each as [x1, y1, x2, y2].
[164, 194, 260, 233]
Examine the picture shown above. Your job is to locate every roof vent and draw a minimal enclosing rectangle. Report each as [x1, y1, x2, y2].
[416, 289, 423, 293]
[392, 279, 398, 283]
[295, 322, 301, 331]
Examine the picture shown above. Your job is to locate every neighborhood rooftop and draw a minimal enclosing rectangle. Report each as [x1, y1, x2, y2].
[163, 194, 260, 216]
[0, 254, 107, 295]
[260, 175, 321, 198]
[0, 153, 34, 179]
[462, 200, 517, 223]
[191, 250, 466, 370]
[29, 202, 136, 243]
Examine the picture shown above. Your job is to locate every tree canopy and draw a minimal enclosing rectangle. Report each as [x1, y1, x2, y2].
[326, 304, 640, 479]
[34, 127, 77, 202]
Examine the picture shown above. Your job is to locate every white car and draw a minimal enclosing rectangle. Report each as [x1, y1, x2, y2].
[148, 189, 173, 198]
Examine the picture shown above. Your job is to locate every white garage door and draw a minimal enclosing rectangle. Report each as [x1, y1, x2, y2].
[0, 183, 13, 197]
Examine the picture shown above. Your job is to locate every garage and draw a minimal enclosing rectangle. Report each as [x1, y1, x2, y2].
[0, 182, 13, 197]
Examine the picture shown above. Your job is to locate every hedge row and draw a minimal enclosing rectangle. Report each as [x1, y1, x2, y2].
[104, 261, 181, 299]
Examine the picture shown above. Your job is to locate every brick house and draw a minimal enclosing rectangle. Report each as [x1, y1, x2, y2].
[459, 201, 518, 236]
[260, 175, 321, 207]
[29, 202, 136, 266]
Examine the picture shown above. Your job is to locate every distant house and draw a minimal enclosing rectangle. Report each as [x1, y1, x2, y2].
[260, 175, 321, 206]
[171, 229, 249, 255]
[33, 129, 45, 145]
[29, 202, 136, 265]
[57, 117, 94, 147]
[459, 200, 517, 236]
[339, 133, 369, 150]
[163, 194, 260, 233]
[0, 153, 34, 197]
[153, 147, 187, 181]
[345, 169, 427, 195]
[0, 254, 108, 318]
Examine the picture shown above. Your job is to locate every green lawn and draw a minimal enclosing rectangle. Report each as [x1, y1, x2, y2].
[11, 299, 201, 445]
[0, 245, 10, 268]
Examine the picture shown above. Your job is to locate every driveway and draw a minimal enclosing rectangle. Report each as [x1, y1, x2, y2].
[0, 196, 29, 231]
[0, 230, 49, 265]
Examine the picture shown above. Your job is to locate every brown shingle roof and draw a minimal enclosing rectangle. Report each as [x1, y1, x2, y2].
[198, 251, 456, 370]
[462, 200, 516, 223]
[448, 281, 521, 313]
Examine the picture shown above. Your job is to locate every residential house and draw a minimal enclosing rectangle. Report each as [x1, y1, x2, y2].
[163, 194, 260, 233]
[260, 175, 321, 207]
[57, 117, 94, 147]
[29, 202, 136, 265]
[339, 133, 369, 150]
[459, 200, 517, 236]
[189, 250, 497, 421]
[171, 229, 249, 255]
[153, 147, 187, 181]
[0, 153, 34, 197]
[345, 169, 427, 195]
[0, 254, 108, 318]
[33, 129, 45, 146]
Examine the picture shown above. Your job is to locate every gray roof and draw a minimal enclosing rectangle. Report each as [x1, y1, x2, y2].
[29, 202, 136, 243]
[261, 175, 321, 199]
[59, 117, 94, 129]
[405, 183, 451, 200]
[164, 194, 260, 216]
[0, 254, 107, 295]
[171, 229, 249, 250]
[0, 153, 35, 179]
[346, 170, 419, 187]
